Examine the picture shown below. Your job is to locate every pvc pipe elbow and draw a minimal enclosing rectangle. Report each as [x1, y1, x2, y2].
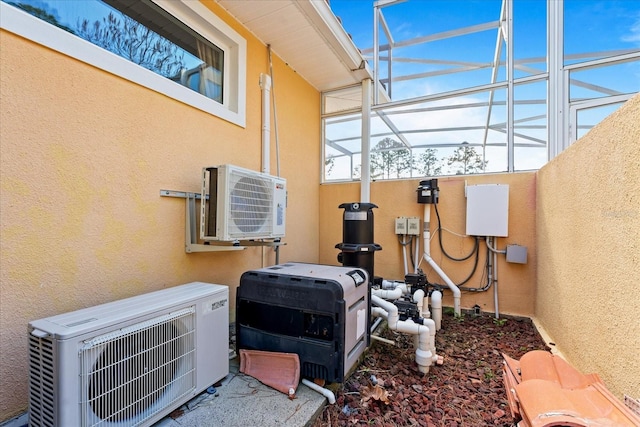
[423, 253, 461, 316]
[302, 378, 335, 404]
[371, 307, 387, 319]
[372, 295, 399, 328]
[413, 289, 425, 315]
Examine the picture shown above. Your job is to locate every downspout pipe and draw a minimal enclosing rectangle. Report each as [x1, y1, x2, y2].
[423, 205, 461, 316]
[371, 295, 434, 373]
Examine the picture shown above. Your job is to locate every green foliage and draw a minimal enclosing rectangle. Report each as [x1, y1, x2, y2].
[484, 369, 495, 380]
[417, 148, 442, 176]
[370, 137, 413, 179]
[493, 317, 508, 327]
[447, 143, 487, 175]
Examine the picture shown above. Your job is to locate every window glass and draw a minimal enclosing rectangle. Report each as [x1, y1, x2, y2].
[4, 0, 224, 103]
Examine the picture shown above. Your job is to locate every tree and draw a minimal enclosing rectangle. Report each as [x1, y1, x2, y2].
[77, 12, 185, 78]
[370, 137, 413, 179]
[447, 142, 487, 175]
[417, 148, 442, 176]
[325, 157, 335, 175]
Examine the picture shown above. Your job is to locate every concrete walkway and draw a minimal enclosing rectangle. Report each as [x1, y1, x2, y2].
[154, 357, 328, 427]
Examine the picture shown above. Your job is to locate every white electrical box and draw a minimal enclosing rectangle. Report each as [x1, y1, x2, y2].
[466, 184, 509, 237]
[395, 217, 407, 235]
[407, 217, 421, 235]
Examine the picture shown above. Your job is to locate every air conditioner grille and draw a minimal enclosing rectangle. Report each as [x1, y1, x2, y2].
[81, 308, 197, 426]
[28, 335, 55, 427]
[229, 175, 272, 234]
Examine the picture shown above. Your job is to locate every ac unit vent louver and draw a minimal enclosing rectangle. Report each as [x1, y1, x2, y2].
[28, 282, 229, 427]
[201, 165, 286, 241]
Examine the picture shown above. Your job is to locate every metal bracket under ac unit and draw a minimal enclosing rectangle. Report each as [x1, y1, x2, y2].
[160, 190, 284, 253]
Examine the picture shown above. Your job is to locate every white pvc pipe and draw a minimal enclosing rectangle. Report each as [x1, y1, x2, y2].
[414, 235, 420, 274]
[371, 295, 434, 373]
[372, 286, 403, 300]
[412, 289, 426, 318]
[423, 205, 461, 316]
[493, 238, 500, 319]
[259, 73, 271, 175]
[430, 289, 443, 331]
[360, 78, 372, 203]
[302, 378, 335, 404]
[419, 317, 440, 364]
[402, 241, 409, 276]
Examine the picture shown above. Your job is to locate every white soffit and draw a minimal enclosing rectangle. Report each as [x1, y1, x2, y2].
[215, 0, 371, 91]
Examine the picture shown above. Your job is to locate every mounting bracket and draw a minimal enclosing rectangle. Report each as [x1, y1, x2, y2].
[160, 190, 284, 253]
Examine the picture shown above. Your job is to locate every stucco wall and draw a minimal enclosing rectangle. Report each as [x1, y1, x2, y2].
[536, 94, 640, 399]
[319, 172, 537, 317]
[0, 2, 320, 420]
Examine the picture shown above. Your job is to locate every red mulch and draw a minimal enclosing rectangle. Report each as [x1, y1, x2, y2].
[312, 311, 550, 427]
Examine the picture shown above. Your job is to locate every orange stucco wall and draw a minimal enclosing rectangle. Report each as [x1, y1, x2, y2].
[0, 2, 320, 420]
[536, 94, 640, 399]
[319, 172, 537, 317]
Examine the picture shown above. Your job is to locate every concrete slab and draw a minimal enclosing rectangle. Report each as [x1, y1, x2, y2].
[153, 358, 327, 427]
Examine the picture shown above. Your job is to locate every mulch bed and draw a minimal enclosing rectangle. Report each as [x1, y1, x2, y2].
[312, 311, 550, 427]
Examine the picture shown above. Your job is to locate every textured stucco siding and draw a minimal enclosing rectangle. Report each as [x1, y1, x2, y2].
[536, 94, 640, 399]
[0, 1, 320, 420]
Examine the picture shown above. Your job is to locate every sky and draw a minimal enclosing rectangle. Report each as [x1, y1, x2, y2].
[324, 0, 640, 177]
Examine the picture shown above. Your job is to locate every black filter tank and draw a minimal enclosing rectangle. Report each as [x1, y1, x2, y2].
[335, 202, 382, 284]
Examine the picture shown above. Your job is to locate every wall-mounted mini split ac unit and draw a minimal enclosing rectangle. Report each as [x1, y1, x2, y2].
[28, 283, 229, 427]
[201, 165, 286, 241]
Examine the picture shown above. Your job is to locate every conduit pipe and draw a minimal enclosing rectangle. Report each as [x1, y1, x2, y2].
[485, 237, 503, 319]
[371, 295, 434, 373]
[260, 73, 271, 175]
[302, 378, 335, 404]
[402, 239, 409, 276]
[423, 205, 461, 316]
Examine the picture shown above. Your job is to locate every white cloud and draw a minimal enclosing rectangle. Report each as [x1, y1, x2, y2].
[621, 14, 640, 45]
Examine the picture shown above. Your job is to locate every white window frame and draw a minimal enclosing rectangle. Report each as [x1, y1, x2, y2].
[0, 0, 247, 127]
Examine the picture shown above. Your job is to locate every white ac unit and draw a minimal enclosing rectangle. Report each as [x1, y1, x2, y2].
[201, 165, 286, 241]
[28, 282, 229, 427]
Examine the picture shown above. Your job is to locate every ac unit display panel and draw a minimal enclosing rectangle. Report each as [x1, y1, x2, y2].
[201, 165, 286, 241]
[28, 282, 229, 427]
